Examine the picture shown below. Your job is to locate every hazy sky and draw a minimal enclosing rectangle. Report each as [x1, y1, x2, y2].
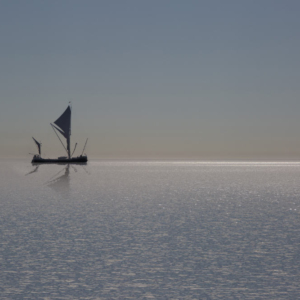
[1, 1, 300, 159]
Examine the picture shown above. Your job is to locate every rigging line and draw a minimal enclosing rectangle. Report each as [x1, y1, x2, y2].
[71, 143, 77, 157]
[50, 123, 68, 155]
[81, 138, 88, 155]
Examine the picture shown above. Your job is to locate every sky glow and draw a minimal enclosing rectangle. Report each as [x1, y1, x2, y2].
[1, 1, 300, 159]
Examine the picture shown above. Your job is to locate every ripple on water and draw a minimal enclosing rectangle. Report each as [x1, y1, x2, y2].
[0, 160, 299, 299]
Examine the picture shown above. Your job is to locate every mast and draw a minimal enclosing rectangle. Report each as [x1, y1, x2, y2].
[67, 104, 71, 159]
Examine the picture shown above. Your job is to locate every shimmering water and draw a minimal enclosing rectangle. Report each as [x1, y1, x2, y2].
[0, 160, 299, 299]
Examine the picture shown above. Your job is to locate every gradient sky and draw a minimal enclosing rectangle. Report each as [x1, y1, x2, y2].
[1, 1, 300, 159]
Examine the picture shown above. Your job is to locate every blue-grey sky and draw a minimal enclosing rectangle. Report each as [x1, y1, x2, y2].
[1, 0, 300, 159]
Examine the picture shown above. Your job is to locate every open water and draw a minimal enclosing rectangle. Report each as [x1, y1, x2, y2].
[0, 160, 299, 299]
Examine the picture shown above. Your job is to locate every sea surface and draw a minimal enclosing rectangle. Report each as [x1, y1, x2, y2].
[0, 160, 299, 299]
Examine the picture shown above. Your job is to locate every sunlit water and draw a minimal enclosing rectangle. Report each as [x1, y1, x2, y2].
[0, 160, 299, 299]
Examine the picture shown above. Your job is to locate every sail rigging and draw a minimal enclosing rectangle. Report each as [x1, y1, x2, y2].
[50, 124, 68, 155]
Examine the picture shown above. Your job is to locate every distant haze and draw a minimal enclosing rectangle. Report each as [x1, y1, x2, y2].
[1, 1, 300, 160]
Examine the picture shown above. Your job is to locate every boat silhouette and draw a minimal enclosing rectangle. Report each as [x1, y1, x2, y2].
[31, 104, 88, 163]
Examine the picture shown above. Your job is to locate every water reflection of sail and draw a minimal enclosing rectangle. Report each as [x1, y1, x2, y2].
[25, 164, 40, 176]
[26, 162, 88, 196]
[46, 164, 70, 195]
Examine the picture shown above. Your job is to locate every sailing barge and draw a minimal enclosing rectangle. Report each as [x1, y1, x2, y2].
[31, 104, 88, 163]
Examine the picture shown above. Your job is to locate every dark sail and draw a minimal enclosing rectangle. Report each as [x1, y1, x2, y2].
[32, 137, 41, 155]
[53, 106, 71, 139]
[52, 105, 71, 158]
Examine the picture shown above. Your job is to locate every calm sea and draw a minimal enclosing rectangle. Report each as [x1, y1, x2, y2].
[0, 160, 299, 299]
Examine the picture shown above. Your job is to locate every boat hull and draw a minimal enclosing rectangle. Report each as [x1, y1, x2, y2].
[32, 156, 88, 164]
